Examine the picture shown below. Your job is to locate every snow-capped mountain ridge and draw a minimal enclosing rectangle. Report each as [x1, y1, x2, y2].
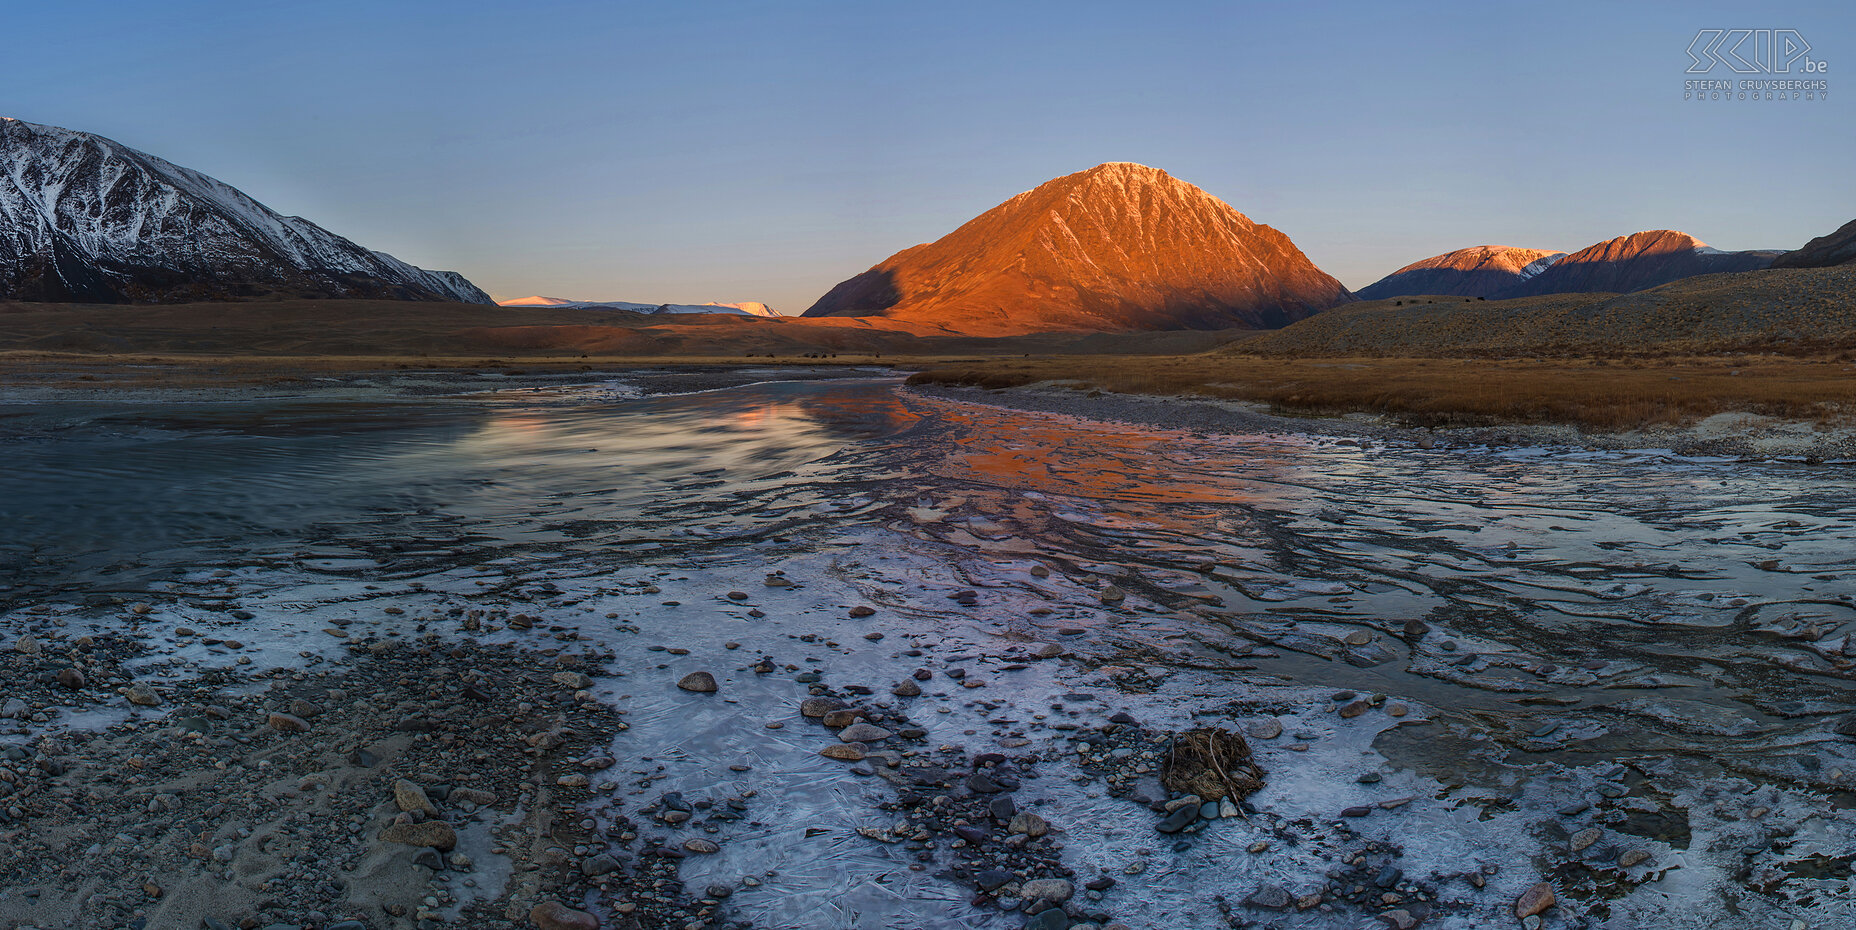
[1356, 245, 1569, 299]
[497, 296, 780, 317]
[0, 118, 490, 303]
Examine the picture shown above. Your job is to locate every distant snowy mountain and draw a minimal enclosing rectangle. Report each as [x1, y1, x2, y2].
[497, 295, 780, 317]
[1499, 230, 1779, 298]
[1356, 246, 1567, 300]
[0, 117, 490, 303]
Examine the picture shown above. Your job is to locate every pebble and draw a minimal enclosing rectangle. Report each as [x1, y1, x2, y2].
[976, 868, 1015, 891]
[1024, 908, 1070, 930]
[1570, 827, 1601, 852]
[822, 709, 863, 728]
[989, 795, 1017, 821]
[892, 680, 922, 697]
[968, 773, 1005, 793]
[1020, 878, 1073, 905]
[838, 723, 892, 742]
[1009, 812, 1050, 838]
[1156, 806, 1198, 833]
[677, 671, 718, 693]
[266, 712, 311, 733]
[551, 671, 592, 689]
[1247, 719, 1283, 739]
[801, 697, 846, 717]
[1514, 881, 1555, 919]
[1618, 848, 1651, 867]
[528, 900, 600, 930]
[684, 838, 719, 854]
[393, 779, 438, 815]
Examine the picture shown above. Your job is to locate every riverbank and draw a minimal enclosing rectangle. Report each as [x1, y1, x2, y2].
[906, 358, 1856, 461]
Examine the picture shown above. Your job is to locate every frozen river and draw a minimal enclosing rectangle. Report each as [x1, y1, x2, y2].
[3, 371, 1853, 929]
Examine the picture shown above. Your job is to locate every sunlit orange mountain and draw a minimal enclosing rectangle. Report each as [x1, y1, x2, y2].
[1499, 230, 1779, 297]
[801, 162, 1351, 335]
[1356, 246, 1567, 300]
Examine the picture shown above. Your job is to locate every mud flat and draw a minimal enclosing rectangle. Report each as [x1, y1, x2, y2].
[3, 376, 1853, 930]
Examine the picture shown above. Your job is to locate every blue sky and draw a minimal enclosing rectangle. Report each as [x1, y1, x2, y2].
[5, 1, 1850, 309]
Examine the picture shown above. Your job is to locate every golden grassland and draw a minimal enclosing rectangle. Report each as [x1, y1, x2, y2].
[906, 354, 1856, 431]
[1243, 267, 1856, 358]
[0, 351, 897, 390]
[9, 264, 1856, 434]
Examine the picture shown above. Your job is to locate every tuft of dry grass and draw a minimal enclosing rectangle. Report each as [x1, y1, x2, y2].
[906, 354, 1856, 431]
[1162, 727, 1265, 802]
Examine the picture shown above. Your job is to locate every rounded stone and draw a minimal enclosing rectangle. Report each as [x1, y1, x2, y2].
[677, 671, 718, 693]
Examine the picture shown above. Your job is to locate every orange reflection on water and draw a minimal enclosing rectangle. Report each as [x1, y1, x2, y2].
[927, 402, 1305, 507]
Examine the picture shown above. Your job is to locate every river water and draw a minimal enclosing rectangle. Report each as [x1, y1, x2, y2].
[2, 372, 1852, 929]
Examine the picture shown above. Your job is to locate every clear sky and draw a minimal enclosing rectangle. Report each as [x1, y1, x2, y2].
[5, 1, 1850, 309]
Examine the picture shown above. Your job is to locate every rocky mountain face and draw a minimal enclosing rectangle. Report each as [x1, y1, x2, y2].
[801, 162, 1350, 335]
[1497, 230, 1778, 298]
[1771, 218, 1856, 268]
[1356, 246, 1567, 300]
[0, 117, 489, 303]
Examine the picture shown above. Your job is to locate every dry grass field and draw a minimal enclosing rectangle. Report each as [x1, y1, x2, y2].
[907, 354, 1856, 430]
[9, 264, 1856, 433]
[1243, 266, 1856, 358]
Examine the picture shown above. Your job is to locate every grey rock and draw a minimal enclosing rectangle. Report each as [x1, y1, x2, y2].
[1156, 805, 1198, 833]
[976, 868, 1015, 891]
[838, 722, 892, 742]
[1019, 878, 1073, 905]
[677, 671, 718, 693]
[1245, 883, 1293, 909]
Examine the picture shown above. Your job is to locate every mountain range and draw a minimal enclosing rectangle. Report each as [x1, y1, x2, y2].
[3, 118, 1848, 345]
[497, 296, 780, 317]
[1499, 230, 1779, 298]
[0, 117, 488, 303]
[1357, 231, 1782, 301]
[1355, 246, 1566, 300]
[802, 162, 1352, 335]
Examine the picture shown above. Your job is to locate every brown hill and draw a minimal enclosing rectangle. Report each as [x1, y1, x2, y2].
[1356, 245, 1566, 299]
[1771, 218, 1856, 268]
[802, 162, 1350, 335]
[1234, 265, 1856, 357]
